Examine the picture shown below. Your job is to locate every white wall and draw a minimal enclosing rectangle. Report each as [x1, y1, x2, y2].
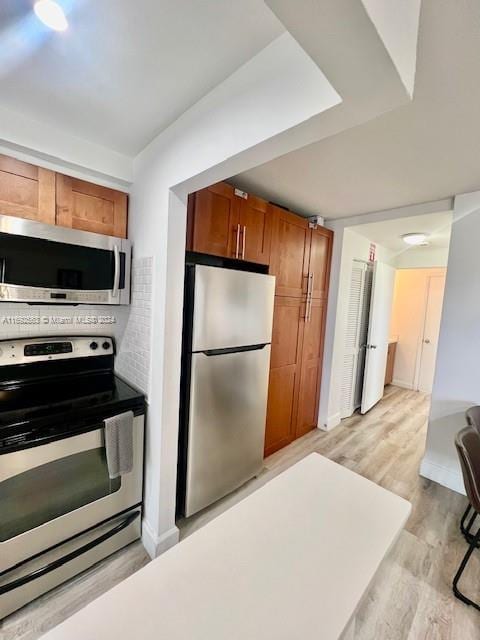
[322, 227, 394, 429]
[0, 105, 132, 189]
[361, 0, 421, 97]
[395, 246, 449, 269]
[421, 191, 480, 494]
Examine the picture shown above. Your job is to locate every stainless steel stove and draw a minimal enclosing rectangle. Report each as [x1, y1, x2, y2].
[0, 336, 145, 619]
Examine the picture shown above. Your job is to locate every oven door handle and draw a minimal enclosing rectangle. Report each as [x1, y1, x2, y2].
[112, 244, 120, 298]
[0, 510, 140, 595]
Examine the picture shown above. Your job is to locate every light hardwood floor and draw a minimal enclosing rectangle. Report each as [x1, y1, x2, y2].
[2, 386, 479, 639]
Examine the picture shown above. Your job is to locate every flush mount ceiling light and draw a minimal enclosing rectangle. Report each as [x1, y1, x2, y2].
[34, 0, 68, 32]
[401, 232, 429, 246]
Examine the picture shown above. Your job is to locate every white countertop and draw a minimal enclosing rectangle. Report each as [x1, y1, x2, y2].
[42, 453, 411, 640]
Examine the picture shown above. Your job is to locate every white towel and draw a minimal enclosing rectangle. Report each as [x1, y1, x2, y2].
[104, 411, 134, 479]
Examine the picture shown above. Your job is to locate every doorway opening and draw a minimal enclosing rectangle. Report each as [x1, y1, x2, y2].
[177, 180, 333, 523]
[338, 210, 452, 422]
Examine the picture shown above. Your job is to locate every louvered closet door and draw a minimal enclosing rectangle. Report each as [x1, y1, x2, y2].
[340, 262, 372, 419]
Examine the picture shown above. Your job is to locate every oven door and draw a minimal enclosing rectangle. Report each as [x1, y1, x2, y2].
[0, 214, 131, 305]
[0, 414, 144, 574]
[0, 507, 141, 620]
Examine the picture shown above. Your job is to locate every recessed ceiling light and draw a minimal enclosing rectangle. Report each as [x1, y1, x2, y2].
[34, 0, 68, 32]
[402, 232, 429, 246]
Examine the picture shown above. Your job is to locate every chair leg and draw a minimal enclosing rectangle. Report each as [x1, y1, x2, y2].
[461, 504, 480, 546]
[453, 524, 480, 610]
[460, 504, 472, 536]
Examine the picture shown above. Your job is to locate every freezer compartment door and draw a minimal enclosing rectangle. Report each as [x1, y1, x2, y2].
[192, 265, 275, 352]
[185, 345, 271, 516]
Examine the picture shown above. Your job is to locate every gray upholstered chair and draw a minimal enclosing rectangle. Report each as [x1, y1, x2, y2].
[454, 426, 480, 610]
[460, 407, 480, 541]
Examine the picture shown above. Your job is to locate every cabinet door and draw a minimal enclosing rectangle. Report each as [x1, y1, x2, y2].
[56, 174, 128, 238]
[264, 296, 305, 457]
[295, 299, 326, 438]
[190, 183, 240, 258]
[384, 342, 396, 386]
[0, 154, 55, 224]
[238, 194, 271, 265]
[269, 206, 310, 297]
[308, 227, 333, 300]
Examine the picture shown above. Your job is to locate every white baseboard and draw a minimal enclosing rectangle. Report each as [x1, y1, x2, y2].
[142, 518, 180, 560]
[319, 412, 341, 431]
[419, 458, 466, 496]
[392, 378, 414, 390]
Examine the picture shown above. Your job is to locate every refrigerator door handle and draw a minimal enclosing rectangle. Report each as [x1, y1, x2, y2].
[201, 343, 268, 357]
[242, 226, 246, 260]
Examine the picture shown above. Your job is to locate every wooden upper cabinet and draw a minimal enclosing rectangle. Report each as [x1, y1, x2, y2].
[188, 183, 272, 264]
[56, 174, 128, 238]
[308, 227, 333, 300]
[238, 194, 271, 265]
[190, 182, 239, 258]
[0, 154, 55, 224]
[269, 206, 310, 297]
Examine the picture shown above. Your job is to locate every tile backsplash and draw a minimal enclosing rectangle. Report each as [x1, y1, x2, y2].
[115, 256, 153, 397]
[0, 256, 153, 397]
[0, 304, 128, 342]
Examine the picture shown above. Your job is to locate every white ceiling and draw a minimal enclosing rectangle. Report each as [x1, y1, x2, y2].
[350, 211, 452, 253]
[233, 0, 480, 219]
[0, 0, 284, 155]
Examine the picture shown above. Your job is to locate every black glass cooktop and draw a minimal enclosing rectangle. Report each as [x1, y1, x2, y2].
[0, 371, 145, 454]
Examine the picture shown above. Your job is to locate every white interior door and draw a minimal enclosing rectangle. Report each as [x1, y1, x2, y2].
[361, 261, 396, 413]
[416, 275, 446, 393]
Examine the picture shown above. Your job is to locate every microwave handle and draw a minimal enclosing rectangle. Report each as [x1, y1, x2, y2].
[112, 245, 120, 298]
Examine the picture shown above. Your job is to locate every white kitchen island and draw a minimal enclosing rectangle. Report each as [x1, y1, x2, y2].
[41, 453, 411, 640]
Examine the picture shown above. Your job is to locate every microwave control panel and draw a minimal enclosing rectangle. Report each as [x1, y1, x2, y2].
[0, 285, 111, 304]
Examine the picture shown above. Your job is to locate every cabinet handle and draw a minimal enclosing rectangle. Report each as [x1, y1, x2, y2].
[235, 224, 240, 259]
[303, 273, 309, 295]
[305, 272, 314, 322]
[308, 273, 315, 321]
[242, 225, 246, 260]
[303, 299, 309, 321]
[306, 297, 312, 322]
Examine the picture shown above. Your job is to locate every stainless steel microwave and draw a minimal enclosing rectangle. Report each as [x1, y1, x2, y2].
[0, 215, 131, 305]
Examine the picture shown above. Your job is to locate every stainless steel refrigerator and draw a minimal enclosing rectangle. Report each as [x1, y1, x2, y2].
[178, 264, 275, 517]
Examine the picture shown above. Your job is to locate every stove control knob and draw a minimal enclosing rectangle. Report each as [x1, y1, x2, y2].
[102, 341, 110, 350]
[89, 341, 98, 350]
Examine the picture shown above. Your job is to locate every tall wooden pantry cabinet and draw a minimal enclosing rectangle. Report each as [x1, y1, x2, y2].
[186, 183, 333, 457]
